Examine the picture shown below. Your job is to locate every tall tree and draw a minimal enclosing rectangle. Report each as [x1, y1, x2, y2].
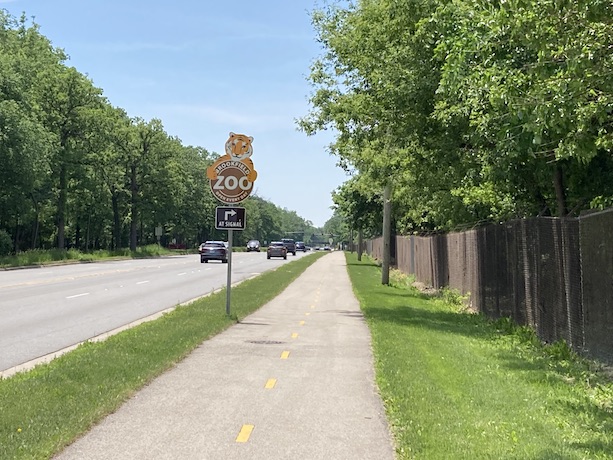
[0, 12, 59, 249]
[35, 65, 105, 248]
[432, 0, 613, 217]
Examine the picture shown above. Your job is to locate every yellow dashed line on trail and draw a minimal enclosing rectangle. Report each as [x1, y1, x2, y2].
[280, 351, 290, 359]
[299, 320, 305, 326]
[291, 332, 298, 339]
[305, 312, 311, 316]
[265, 378, 277, 389]
[310, 304, 316, 309]
[236, 424, 254, 443]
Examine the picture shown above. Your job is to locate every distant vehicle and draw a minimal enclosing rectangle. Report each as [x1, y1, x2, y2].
[267, 241, 287, 259]
[246, 240, 261, 252]
[199, 241, 228, 263]
[281, 238, 296, 255]
[323, 246, 332, 251]
[295, 241, 306, 252]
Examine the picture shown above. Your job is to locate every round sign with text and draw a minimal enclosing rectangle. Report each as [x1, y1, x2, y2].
[209, 159, 254, 204]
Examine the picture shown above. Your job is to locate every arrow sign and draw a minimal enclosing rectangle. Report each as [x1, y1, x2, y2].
[215, 206, 246, 230]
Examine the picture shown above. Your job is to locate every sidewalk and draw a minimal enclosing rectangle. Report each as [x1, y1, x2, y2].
[54, 251, 396, 460]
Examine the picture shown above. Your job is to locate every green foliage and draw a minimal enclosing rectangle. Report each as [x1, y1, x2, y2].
[0, 10, 319, 253]
[0, 246, 180, 268]
[436, 286, 469, 309]
[388, 268, 416, 290]
[302, 0, 613, 233]
[0, 229, 12, 256]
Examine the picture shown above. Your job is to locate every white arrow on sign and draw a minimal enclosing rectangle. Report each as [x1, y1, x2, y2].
[224, 209, 237, 220]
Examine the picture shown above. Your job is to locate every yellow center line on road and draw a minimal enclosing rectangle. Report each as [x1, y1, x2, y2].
[305, 312, 310, 316]
[235, 424, 254, 443]
[265, 378, 277, 389]
[291, 332, 298, 339]
[299, 320, 305, 326]
[280, 351, 290, 359]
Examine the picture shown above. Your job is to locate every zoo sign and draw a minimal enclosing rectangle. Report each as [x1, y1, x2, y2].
[207, 132, 258, 204]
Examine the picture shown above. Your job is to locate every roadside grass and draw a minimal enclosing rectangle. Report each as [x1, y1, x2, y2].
[0, 251, 327, 460]
[345, 252, 613, 459]
[0, 245, 186, 268]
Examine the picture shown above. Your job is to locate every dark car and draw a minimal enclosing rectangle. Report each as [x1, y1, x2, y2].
[199, 241, 228, 263]
[267, 241, 287, 259]
[246, 240, 261, 252]
[281, 238, 296, 255]
[295, 241, 306, 252]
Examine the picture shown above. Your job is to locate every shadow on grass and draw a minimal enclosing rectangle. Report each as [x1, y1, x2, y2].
[346, 259, 379, 268]
[365, 300, 613, 456]
[565, 398, 613, 456]
[362, 302, 492, 340]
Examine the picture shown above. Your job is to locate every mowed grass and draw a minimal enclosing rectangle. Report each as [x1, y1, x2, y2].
[345, 252, 613, 459]
[0, 251, 327, 459]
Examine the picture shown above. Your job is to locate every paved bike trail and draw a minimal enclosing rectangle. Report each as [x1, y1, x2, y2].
[55, 251, 396, 460]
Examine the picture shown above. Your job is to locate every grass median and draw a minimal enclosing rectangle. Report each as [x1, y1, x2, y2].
[0, 245, 185, 269]
[345, 252, 613, 459]
[0, 251, 327, 460]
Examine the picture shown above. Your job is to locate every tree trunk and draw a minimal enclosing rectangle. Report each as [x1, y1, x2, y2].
[130, 164, 138, 252]
[30, 194, 39, 250]
[112, 192, 121, 250]
[553, 163, 567, 217]
[57, 163, 67, 249]
[357, 228, 363, 261]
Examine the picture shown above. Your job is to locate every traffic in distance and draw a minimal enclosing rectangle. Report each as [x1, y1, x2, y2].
[197, 238, 330, 263]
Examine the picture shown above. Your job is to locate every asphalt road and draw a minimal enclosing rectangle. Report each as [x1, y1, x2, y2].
[0, 251, 309, 374]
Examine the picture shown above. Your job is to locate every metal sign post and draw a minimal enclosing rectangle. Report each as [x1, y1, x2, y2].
[215, 206, 246, 316]
[206, 132, 257, 317]
[226, 228, 233, 316]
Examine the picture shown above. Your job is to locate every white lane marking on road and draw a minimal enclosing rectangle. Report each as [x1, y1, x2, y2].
[136, 280, 150, 285]
[177, 272, 187, 276]
[66, 293, 90, 299]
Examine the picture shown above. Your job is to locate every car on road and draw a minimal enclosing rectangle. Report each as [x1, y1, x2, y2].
[246, 240, 261, 252]
[199, 241, 228, 263]
[267, 241, 287, 259]
[295, 241, 306, 252]
[281, 238, 296, 255]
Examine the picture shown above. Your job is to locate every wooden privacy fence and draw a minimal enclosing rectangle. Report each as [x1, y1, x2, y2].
[364, 209, 613, 365]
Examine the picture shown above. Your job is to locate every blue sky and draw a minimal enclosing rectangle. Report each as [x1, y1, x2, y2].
[1, 0, 349, 228]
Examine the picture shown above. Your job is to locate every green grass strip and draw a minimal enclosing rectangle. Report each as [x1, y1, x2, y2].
[345, 252, 613, 460]
[0, 252, 326, 459]
[0, 245, 185, 268]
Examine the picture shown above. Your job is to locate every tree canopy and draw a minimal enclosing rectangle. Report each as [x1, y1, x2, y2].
[301, 0, 613, 235]
[0, 10, 321, 252]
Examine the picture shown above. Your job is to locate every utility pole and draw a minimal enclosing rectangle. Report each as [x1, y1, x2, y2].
[382, 182, 392, 285]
